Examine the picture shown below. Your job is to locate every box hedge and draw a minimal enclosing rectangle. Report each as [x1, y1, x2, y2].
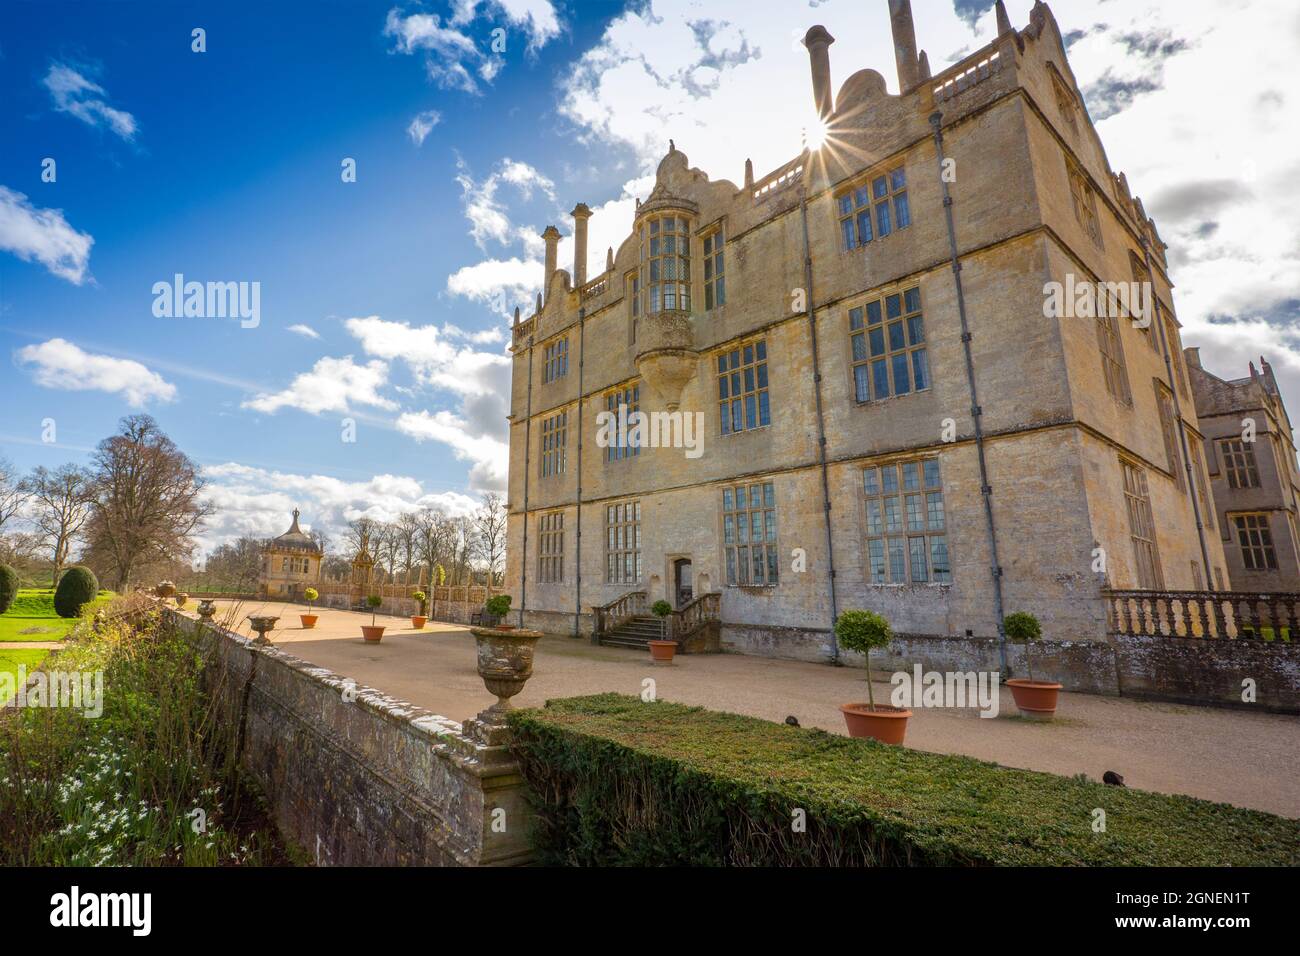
[507, 694, 1299, 867]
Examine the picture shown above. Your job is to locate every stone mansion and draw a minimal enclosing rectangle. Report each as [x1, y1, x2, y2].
[503, 0, 1232, 663]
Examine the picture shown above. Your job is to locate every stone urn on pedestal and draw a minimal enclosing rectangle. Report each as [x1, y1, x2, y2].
[469, 621, 543, 736]
[196, 599, 217, 623]
[247, 615, 279, 646]
[155, 580, 177, 600]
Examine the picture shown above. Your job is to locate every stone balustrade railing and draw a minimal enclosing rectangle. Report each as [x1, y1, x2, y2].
[592, 589, 647, 637]
[665, 591, 721, 642]
[1104, 589, 1298, 641]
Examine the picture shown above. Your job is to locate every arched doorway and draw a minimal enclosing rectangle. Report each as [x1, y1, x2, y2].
[673, 558, 693, 608]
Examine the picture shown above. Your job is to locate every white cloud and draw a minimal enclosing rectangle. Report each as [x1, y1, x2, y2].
[396, 409, 508, 490]
[17, 338, 175, 406]
[446, 254, 540, 317]
[456, 155, 556, 249]
[344, 316, 511, 491]
[43, 63, 138, 141]
[384, 2, 560, 93]
[407, 109, 443, 145]
[198, 462, 480, 555]
[0, 186, 94, 284]
[243, 356, 396, 415]
[287, 324, 320, 339]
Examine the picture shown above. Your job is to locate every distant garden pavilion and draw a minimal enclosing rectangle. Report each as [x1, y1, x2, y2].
[260, 509, 323, 600]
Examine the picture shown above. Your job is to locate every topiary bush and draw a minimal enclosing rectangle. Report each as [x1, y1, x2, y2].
[834, 610, 893, 709]
[650, 600, 672, 617]
[303, 587, 319, 610]
[53, 566, 99, 619]
[1004, 611, 1043, 681]
[0, 564, 18, 615]
[412, 590, 428, 615]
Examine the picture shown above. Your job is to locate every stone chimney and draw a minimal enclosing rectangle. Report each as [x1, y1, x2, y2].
[888, 0, 921, 92]
[571, 203, 592, 287]
[1184, 346, 1201, 369]
[541, 225, 561, 304]
[802, 26, 836, 120]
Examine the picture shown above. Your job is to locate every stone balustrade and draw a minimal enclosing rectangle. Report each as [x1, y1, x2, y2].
[1104, 589, 1299, 641]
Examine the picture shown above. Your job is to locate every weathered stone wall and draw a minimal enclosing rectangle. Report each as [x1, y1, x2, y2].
[1112, 634, 1300, 713]
[166, 609, 533, 866]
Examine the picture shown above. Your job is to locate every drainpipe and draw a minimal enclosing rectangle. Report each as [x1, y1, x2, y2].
[1143, 236, 1215, 589]
[929, 111, 1009, 674]
[799, 186, 841, 662]
[573, 305, 586, 638]
[518, 328, 535, 626]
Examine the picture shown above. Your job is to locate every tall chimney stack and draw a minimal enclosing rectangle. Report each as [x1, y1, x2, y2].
[888, 0, 921, 92]
[802, 26, 836, 120]
[571, 203, 592, 287]
[996, 0, 1013, 35]
[541, 225, 561, 305]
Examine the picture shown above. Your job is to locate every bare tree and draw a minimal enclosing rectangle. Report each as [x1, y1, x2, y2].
[474, 492, 507, 587]
[343, 517, 376, 556]
[0, 456, 32, 534]
[203, 535, 264, 591]
[454, 515, 478, 585]
[414, 507, 455, 589]
[84, 415, 213, 590]
[21, 464, 94, 579]
[395, 512, 419, 584]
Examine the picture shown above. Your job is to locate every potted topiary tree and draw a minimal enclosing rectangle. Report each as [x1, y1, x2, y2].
[361, 594, 385, 642]
[301, 587, 319, 629]
[484, 593, 513, 629]
[836, 609, 911, 744]
[411, 590, 428, 630]
[648, 599, 677, 663]
[1003, 612, 1062, 720]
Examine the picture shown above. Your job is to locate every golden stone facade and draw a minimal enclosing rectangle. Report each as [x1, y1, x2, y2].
[505, 0, 1228, 663]
[260, 508, 323, 599]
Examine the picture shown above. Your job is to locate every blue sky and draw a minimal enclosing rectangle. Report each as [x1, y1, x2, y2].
[3, 0, 1297, 553]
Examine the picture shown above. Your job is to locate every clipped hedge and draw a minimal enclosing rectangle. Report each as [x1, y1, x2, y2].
[53, 566, 98, 619]
[507, 694, 1300, 867]
[0, 564, 17, 615]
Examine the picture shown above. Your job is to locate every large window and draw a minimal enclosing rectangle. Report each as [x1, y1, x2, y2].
[605, 384, 640, 462]
[605, 501, 641, 584]
[640, 214, 691, 314]
[1068, 161, 1103, 247]
[863, 459, 951, 585]
[541, 411, 567, 478]
[703, 227, 725, 310]
[850, 287, 928, 403]
[627, 271, 640, 343]
[1052, 69, 1078, 134]
[838, 167, 910, 250]
[538, 512, 564, 583]
[1188, 435, 1216, 532]
[1220, 439, 1261, 489]
[1096, 312, 1131, 404]
[1122, 459, 1162, 588]
[722, 481, 778, 586]
[1154, 382, 1182, 489]
[543, 337, 568, 383]
[1234, 513, 1278, 571]
[717, 340, 771, 435]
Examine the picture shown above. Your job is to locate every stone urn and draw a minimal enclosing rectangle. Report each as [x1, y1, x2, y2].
[174, 592, 189, 608]
[247, 615, 279, 646]
[471, 626, 543, 721]
[196, 600, 217, 622]
[155, 580, 177, 599]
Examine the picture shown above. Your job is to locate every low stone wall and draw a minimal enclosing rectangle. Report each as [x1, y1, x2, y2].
[164, 608, 533, 866]
[1113, 634, 1300, 713]
[720, 623, 1299, 713]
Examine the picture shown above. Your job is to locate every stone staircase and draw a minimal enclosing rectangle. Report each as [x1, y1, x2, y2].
[598, 615, 667, 651]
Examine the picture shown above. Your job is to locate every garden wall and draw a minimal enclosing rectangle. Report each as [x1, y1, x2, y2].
[164, 608, 533, 866]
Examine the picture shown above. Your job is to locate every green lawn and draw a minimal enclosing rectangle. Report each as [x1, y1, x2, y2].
[0, 589, 113, 643]
[0, 648, 51, 705]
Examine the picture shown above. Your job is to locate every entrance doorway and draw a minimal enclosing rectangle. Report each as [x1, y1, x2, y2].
[673, 558, 693, 608]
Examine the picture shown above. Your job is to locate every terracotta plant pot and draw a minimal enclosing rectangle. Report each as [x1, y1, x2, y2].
[361, 625, 386, 643]
[300, 614, 318, 629]
[839, 703, 912, 745]
[1005, 679, 1062, 720]
[410, 615, 427, 629]
[648, 640, 677, 663]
